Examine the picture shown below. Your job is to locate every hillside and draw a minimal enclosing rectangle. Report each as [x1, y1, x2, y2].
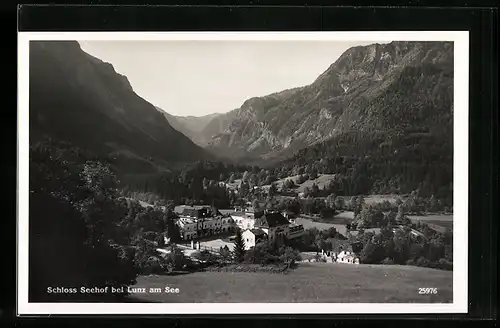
[29, 41, 211, 174]
[158, 107, 221, 146]
[130, 262, 452, 303]
[207, 41, 453, 161]
[198, 109, 239, 152]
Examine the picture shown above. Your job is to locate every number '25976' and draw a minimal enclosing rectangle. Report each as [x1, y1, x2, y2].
[418, 288, 438, 294]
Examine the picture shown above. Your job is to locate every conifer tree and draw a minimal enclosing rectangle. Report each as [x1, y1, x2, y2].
[233, 229, 246, 263]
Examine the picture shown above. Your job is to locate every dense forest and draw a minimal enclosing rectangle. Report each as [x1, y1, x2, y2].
[29, 139, 187, 301]
[278, 130, 453, 207]
[117, 127, 453, 211]
[119, 160, 252, 208]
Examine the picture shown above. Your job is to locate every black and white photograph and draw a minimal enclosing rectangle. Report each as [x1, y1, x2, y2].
[17, 32, 468, 314]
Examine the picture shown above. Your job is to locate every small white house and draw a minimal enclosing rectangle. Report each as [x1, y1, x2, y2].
[241, 229, 267, 250]
[337, 250, 359, 264]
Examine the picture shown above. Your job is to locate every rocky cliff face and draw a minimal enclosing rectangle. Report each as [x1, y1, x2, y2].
[206, 41, 454, 161]
[30, 41, 210, 174]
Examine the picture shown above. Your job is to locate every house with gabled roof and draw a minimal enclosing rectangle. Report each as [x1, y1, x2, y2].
[254, 211, 292, 244]
[241, 228, 267, 250]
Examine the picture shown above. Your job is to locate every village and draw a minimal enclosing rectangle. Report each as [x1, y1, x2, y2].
[155, 203, 364, 265]
[122, 167, 454, 276]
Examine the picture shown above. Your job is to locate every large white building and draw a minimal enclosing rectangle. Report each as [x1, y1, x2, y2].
[174, 206, 304, 244]
[231, 211, 258, 230]
[174, 205, 236, 240]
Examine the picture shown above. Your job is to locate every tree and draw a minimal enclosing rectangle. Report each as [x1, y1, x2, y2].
[326, 193, 336, 209]
[311, 183, 319, 195]
[428, 194, 438, 212]
[233, 229, 246, 263]
[354, 197, 365, 216]
[286, 199, 301, 215]
[359, 205, 384, 228]
[334, 196, 345, 210]
[163, 244, 190, 273]
[349, 196, 358, 211]
[269, 182, 278, 197]
[29, 141, 137, 301]
[220, 245, 232, 263]
[252, 199, 261, 212]
[392, 230, 411, 264]
[165, 209, 181, 243]
[384, 210, 398, 227]
[396, 204, 405, 223]
[242, 171, 250, 183]
[279, 246, 301, 264]
[296, 174, 307, 185]
[239, 181, 250, 196]
[360, 239, 386, 264]
[284, 179, 295, 190]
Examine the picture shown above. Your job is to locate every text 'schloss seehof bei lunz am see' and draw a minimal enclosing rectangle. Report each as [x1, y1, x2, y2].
[46, 286, 180, 294]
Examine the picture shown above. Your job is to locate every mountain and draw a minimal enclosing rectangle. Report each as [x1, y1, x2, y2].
[207, 41, 454, 163]
[197, 109, 239, 148]
[29, 41, 211, 174]
[157, 108, 221, 146]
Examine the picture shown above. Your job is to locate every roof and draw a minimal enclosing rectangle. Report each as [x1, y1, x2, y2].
[174, 205, 188, 214]
[175, 205, 221, 219]
[255, 212, 290, 228]
[178, 217, 196, 224]
[219, 209, 235, 215]
[254, 211, 265, 219]
[250, 228, 266, 236]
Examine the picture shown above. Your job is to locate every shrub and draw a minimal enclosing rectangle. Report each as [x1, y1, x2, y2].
[278, 246, 302, 264]
[137, 255, 164, 274]
[436, 259, 453, 271]
[414, 257, 431, 268]
[381, 257, 395, 265]
[162, 245, 191, 273]
[192, 250, 222, 265]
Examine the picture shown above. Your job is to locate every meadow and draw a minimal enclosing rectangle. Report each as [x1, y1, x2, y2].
[129, 262, 453, 303]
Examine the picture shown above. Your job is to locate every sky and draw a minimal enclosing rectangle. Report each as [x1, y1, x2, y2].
[79, 40, 377, 117]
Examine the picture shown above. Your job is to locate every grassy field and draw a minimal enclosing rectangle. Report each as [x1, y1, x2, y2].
[409, 215, 453, 231]
[409, 214, 454, 222]
[295, 211, 356, 237]
[129, 262, 452, 303]
[257, 174, 337, 193]
[295, 218, 348, 236]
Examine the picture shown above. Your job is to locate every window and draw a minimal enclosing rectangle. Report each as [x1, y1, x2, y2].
[246, 238, 249, 242]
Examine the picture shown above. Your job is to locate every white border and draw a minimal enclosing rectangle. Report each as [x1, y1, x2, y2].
[17, 31, 469, 315]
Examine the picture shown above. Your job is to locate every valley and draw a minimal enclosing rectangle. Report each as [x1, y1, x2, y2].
[27, 39, 455, 304]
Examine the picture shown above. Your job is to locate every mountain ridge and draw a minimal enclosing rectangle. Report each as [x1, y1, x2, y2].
[205, 41, 453, 162]
[29, 40, 211, 174]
